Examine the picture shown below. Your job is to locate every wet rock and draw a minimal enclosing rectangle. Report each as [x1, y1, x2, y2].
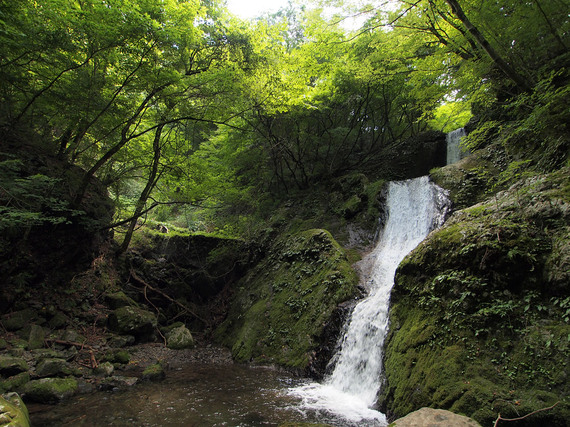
[35, 358, 78, 378]
[93, 362, 114, 377]
[0, 356, 29, 377]
[390, 408, 481, 426]
[0, 392, 30, 427]
[107, 307, 157, 342]
[22, 377, 78, 403]
[27, 325, 45, 350]
[166, 325, 194, 350]
[141, 362, 165, 382]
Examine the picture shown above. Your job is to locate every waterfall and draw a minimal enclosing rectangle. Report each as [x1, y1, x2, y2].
[289, 176, 449, 425]
[446, 127, 467, 165]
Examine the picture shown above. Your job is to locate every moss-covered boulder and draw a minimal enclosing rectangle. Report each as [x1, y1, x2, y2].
[0, 392, 30, 427]
[22, 377, 78, 403]
[214, 229, 360, 372]
[166, 325, 194, 349]
[380, 168, 570, 426]
[107, 306, 157, 342]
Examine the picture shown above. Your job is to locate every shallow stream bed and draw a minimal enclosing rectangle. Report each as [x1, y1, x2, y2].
[27, 346, 363, 426]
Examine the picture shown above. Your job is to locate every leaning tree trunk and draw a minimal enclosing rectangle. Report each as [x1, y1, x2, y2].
[118, 124, 164, 254]
[444, 0, 533, 93]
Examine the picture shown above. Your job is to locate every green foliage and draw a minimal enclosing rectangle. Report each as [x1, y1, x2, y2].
[428, 101, 472, 132]
[0, 158, 84, 231]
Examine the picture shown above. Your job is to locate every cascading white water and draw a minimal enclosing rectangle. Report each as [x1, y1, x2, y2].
[289, 176, 449, 425]
[446, 127, 467, 165]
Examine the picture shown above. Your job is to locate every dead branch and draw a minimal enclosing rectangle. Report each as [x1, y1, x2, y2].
[494, 401, 559, 426]
[129, 268, 208, 325]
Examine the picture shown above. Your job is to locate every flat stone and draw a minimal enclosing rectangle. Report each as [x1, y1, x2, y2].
[390, 408, 481, 426]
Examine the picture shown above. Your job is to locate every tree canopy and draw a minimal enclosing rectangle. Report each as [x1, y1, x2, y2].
[1, 0, 568, 246]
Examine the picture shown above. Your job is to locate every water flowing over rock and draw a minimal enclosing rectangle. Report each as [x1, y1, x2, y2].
[289, 176, 450, 425]
[446, 127, 468, 165]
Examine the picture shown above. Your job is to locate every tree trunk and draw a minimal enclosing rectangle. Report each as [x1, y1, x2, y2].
[118, 124, 165, 254]
[444, 0, 533, 93]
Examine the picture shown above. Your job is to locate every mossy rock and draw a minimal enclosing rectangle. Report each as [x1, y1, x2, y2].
[107, 306, 157, 342]
[0, 356, 28, 377]
[22, 377, 77, 403]
[380, 168, 570, 425]
[101, 349, 131, 364]
[0, 392, 30, 427]
[141, 362, 166, 382]
[104, 291, 138, 309]
[166, 325, 194, 349]
[0, 373, 30, 394]
[1, 310, 37, 332]
[214, 229, 359, 371]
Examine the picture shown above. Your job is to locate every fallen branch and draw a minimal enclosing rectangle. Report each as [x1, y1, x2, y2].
[494, 401, 559, 426]
[129, 268, 209, 325]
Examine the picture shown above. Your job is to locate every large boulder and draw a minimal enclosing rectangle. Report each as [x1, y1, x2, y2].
[214, 229, 360, 373]
[379, 168, 570, 425]
[390, 408, 481, 426]
[107, 306, 157, 342]
[22, 377, 78, 403]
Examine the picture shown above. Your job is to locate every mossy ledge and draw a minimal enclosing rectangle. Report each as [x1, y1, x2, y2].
[214, 229, 360, 373]
[379, 168, 570, 426]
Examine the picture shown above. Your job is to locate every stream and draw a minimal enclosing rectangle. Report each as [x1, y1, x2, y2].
[28, 361, 357, 426]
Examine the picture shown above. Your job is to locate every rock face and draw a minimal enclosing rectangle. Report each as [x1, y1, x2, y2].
[214, 229, 360, 372]
[379, 167, 570, 425]
[390, 408, 481, 426]
[0, 132, 114, 304]
[107, 306, 157, 342]
[378, 131, 447, 180]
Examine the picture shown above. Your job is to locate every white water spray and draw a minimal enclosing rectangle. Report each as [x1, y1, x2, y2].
[446, 127, 468, 165]
[290, 176, 449, 425]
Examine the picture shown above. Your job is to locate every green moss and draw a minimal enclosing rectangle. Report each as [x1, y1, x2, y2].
[21, 377, 77, 403]
[215, 229, 359, 370]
